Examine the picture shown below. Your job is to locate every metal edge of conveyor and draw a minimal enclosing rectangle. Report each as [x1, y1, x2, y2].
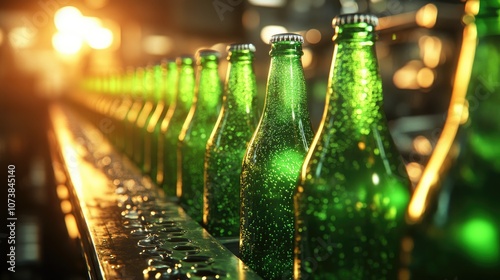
[48, 101, 263, 280]
[48, 104, 107, 280]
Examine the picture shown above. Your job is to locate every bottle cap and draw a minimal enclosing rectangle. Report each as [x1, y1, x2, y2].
[196, 49, 220, 57]
[332, 13, 378, 27]
[228, 43, 256, 52]
[269, 33, 304, 44]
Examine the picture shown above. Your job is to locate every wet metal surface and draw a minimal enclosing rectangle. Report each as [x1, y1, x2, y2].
[49, 103, 262, 280]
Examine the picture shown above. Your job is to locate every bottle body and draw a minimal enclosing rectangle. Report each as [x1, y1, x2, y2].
[148, 61, 177, 184]
[178, 50, 222, 223]
[204, 44, 259, 237]
[159, 56, 195, 196]
[240, 34, 314, 280]
[294, 15, 410, 279]
[407, 2, 500, 278]
[134, 65, 156, 170]
[124, 68, 145, 159]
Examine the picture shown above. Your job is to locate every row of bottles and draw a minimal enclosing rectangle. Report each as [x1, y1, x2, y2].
[69, 3, 500, 279]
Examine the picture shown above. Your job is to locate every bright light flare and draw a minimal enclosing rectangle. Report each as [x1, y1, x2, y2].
[260, 25, 287, 44]
[54, 6, 83, 32]
[416, 4, 438, 28]
[52, 31, 83, 55]
[53, 6, 115, 54]
[86, 27, 113, 49]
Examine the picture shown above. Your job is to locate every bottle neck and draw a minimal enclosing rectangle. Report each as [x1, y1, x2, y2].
[326, 24, 383, 136]
[195, 56, 221, 111]
[165, 61, 178, 105]
[263, 42, 308, 121]
[176, 63, 195, 111]
[225, 52, 256, 110]
[140, 67, 152, 101]
[333, 22, 376, 43]
[153, 65, 164, 103]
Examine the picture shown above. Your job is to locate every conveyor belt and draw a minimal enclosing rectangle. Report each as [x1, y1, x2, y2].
[48, 102, 263, 280]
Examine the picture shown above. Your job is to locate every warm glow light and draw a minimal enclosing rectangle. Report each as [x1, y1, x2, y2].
[393, 60, 422, 90]
[260, 25, 288, 43]
[52, 31, 83, 55]
[242, 9, 260, 30]
[417, 67, 435, 88]
[0, 28, 4, 46]
[143, 35, 172, 55]
[420, 36, 442, 68]
[56, 184, 69, 199]
[302, 47, 313, 69]
[413, 136, 433, 156]
[416, 4, 438, 28]
[61, 200, 73, 214]
[249, 0, 286, 7]
[85, 0, 109, 9]
[305, 29, 321, 44]
[9, 27, 36, 48]
[54, 6, 83, 32]
[465, 0, 480, 16]
[408, 23, 477, 223]
[86, 27, 113, 49]
[53, 7, 116, 53]
[64, 214, 79, 239]
[406, 162, 424, 184]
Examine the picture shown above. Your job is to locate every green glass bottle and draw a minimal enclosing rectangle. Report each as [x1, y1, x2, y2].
[124, 67, 145, 159]
[407, 1, 500, 278]
[114, 67, 134, 152]
[294, 14, 411, 280]
[204, 43, 260, 237]
[147, 60, 177, 184]
[240, 33, 314, 280]
[106, 70, 123, 146]
[158, 56, 195, 196]
[178, 49, 222, 223]
[134, 65, 156, 169]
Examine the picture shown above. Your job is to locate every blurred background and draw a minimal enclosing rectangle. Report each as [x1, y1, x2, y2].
[0, 0, 466, 279]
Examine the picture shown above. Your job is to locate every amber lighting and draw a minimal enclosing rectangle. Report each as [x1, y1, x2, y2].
[416, 4, 438, 29]
[52, 6, 116, 55]
[305, 29, 322, 44]
[64, 214, 80, 239]
[260, 25, 287, 43]
[419, 36, 442, 68]
[407, 23, 477, 223]
[413, 135, 433, 156]
[393, 60, 422, 90]
[465, 0, 480, 16]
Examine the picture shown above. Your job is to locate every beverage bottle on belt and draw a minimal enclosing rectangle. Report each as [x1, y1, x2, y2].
[147, 60, 177, 184]
[134, 64, 155, 169]
[293, 13, 411, 280]
[178, 49, 222, 223]
[124, 67, 145, 159]
[407, 1, 500, 278]
[240, 33, 314, 279]
[204, 43, 260, 237]
[113, 67, 135, 152]
[158, 56, 195, 196]
[106, 70, 124, 146]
